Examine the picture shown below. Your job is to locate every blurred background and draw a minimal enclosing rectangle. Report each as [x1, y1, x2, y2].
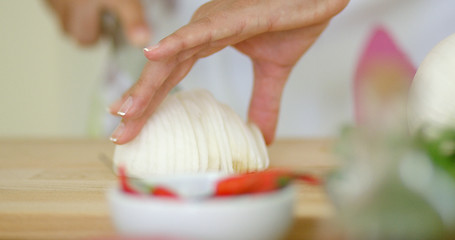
[0, 1, 109, 138]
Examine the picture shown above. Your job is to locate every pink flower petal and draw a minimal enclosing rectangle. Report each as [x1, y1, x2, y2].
[354, 26, 416, 124]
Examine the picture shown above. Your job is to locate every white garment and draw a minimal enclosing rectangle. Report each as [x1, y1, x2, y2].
[102, 0, 455, 138]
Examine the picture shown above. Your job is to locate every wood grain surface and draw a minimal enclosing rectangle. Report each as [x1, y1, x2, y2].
[0, 139, 338, 240]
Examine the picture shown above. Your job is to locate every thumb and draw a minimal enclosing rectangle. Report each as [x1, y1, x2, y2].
[248, 61, 292, 145]
[106, 0, 151, 47]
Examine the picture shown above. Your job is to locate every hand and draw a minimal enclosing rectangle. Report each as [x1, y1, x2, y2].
[46, 0, 150, 46]
[109, 0, 349, 144]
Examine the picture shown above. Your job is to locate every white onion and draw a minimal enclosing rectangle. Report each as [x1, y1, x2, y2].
[113, 89, 269, 178]
[408, 33, 455, 131]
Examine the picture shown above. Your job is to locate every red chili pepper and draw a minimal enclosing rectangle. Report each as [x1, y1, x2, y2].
[215, 173, 251, 196]
[118, 166, 179, 198]
[215, 173, 258, 196]
[294, 174, 321, 185]
[118, 165, 140, 195]
[252, 169, 298, 193]
[151, 186, 179, 199]
[215, 169, 321, 196]
[215, 169, 289, 196]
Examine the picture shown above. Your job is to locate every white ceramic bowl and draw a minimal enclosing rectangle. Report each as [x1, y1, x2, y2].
[107, 174, 296, 240]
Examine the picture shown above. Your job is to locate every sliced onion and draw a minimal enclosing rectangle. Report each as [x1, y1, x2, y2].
[113, 89, 270, 177]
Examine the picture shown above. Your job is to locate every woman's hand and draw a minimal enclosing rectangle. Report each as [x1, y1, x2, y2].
[46, 0, 150, 46]
[109, 0, 349, 144]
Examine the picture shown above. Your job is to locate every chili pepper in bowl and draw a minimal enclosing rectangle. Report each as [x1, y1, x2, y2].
[118, 165, 178, 198]
[117, 166, 319, 199]
[118, 165, 140, 195]
[215, 169, 320, 197]
[149, 186, 179, 198]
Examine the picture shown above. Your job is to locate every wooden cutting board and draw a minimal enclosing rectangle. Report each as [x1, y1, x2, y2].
[0, 139, 337, 240]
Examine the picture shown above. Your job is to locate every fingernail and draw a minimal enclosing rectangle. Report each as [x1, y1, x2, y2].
[110, 122, 125, 143]
[117, 96, 133, 117]
[144, 43, 159, 52]
[131, 27, 151, 47]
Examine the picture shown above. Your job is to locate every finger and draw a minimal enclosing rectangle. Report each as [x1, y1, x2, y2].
[109, 57, 179, 119]
[111, 57, 198, 144]
[105, 0, 151, 47]
[163, 43, 224, 63]
[68, 1, 101, 46]
[110, 43, 209, 118]
[144, 14, 252, 61]
[248, 61, 292, 145]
